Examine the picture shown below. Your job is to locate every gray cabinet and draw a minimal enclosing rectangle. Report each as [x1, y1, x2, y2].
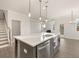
[15, 40, 36, 58]
[19, 41, 36, 58]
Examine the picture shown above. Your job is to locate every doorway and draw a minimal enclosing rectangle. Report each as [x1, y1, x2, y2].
[12, 20, 21, 36]
[60, 24, 64, 35]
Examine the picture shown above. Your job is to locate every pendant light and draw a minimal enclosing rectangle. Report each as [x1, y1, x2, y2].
[39, 0, 42, 21]
[45, 5, 48, 22]
[28, 0, 31, 18]
[69, 10, 75, 24]
[69, 11, 73, 23]
[45, 1, 48, 22]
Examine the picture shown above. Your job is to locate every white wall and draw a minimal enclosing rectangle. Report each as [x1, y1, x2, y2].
[46, 21, 57, 33]
[56, 16, 79, 40]
[30, 20, 41, 33]
[4, 9, 79, 40]
[7, 10, 31, 35]
[21, 18, 31, 35]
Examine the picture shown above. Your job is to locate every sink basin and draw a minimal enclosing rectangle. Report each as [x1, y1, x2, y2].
[41, 32, 58, 38]
[45, 35, 53, 37]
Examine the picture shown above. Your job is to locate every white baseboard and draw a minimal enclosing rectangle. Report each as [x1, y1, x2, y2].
[60, 35, 79, 40]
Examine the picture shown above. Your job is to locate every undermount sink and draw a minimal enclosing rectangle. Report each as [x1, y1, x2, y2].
[44, 33, 58, 38]
[45, 35, 53, 37]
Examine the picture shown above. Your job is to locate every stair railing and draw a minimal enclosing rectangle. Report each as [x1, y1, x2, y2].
[3, 12, 12, 46]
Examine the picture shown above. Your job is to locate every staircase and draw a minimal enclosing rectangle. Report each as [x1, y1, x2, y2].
[0, 10, 9, 48]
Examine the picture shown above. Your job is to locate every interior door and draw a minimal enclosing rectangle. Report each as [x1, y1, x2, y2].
[60, 24, 64, 35]
[12, 20, 21, 36]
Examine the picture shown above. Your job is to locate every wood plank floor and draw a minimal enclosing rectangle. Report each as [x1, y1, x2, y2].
[0, 45, 14, 58]
[0, 38, 79, 58]
[55, 38, 79, 58]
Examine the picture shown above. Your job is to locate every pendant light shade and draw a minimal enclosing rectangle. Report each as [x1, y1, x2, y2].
[45, 2, 48, 22]
[28, 0, 31, 18]
[39, 0, 42, 21]
[39, 17, 42, 20]
[69, 10, 76, 24]
[28, 12, 31, 18]
[69, 11, 73, 24]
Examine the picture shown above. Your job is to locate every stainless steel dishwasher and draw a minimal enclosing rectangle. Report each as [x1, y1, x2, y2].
[37, 40, 50, 58]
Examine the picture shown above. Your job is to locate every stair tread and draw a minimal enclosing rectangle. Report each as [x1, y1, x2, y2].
[0, 27, 5, 28]
[0, 37, 8, 39]
[0, 30, 5, 31]
[0, 26, 5, 29]
[0, 33, 7, 35]
[0, 41, 8, 44]
[0, 31, 6, 33]
[0, 32, 6, 33]
[0, 25, 4, 26]
[0, 30, 6, 32]
[0, 24, 4, 26]
[0, 35, 7, 37]
[0, 26, 5, 27]
[0, 23, 4, 24]
[0, 28, 5, 29]
[0, 44, 9, 48]
[0, 38, 8, 41]
[0, 34, 7, 36]
[0, 20, 4, 21]
[0, 28, 5, 30]
[0, 29, 5, 30]
[0, 26, 4, 27]
[0, 35, 7, 38]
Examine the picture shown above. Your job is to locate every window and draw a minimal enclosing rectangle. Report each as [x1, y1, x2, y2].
[75, 18, 79, 31]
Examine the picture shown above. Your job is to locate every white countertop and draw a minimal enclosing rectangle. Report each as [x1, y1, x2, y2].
[14, 33, 59, 47]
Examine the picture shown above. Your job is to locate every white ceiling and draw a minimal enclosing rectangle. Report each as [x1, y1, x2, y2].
[0, 0, 79, 19]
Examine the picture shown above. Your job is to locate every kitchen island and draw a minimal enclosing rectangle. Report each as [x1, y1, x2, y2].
[14, 33, 60, 58]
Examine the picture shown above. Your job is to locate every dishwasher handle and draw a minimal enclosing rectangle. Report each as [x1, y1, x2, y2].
[37, 41, 50, 50]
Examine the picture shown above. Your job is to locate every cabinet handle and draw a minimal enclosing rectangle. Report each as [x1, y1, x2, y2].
[38, 43, 50, 50]
[24, 49, 27, 54]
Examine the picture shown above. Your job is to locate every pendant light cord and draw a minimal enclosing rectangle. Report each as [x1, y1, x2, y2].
[29, 0, 31, 13]
[39, 0, 42, 19]
[71, 11, 73, 22]
[45, 0, 48, 21]
[46, 5, 48, 20]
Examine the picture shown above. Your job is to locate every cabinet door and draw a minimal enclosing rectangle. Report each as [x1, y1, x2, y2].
[17, 41, 36, 58]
